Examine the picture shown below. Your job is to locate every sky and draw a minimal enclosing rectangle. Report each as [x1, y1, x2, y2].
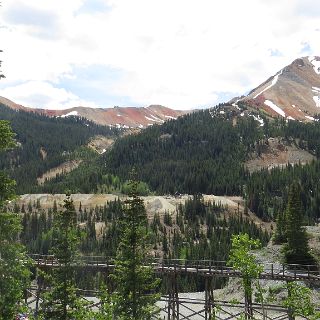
[0, 0, 320, 110]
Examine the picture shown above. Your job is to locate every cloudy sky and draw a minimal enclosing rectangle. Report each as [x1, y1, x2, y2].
[0, 0, 319, 110]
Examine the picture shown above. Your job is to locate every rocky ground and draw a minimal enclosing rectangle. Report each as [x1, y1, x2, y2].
[245, 137, 315, 173]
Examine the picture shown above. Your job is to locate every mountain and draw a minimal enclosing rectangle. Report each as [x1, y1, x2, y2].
[234, 56, 320, 121]
[0, 96, 187, 128]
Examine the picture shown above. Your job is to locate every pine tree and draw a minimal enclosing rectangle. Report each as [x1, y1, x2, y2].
[283, 183, 314, 265]
[112, 175, 160, 319]
[0, 120, 30, 319]
[40, 193, 89, 320]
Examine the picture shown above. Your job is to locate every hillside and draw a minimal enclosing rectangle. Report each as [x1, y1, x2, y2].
[245, 137, 315, 172]
[234, 56, 320, 121]
[0, 103, 119, 193]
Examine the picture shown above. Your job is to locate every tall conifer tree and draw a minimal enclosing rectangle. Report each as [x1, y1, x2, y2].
[41, 194, 89, 320]
[284, 183, 313, 264]
[0, 120, 30, 319]
[112, 174, 160, 319]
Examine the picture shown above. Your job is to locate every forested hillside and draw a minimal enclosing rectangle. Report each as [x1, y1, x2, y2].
[103, 107, 320, 223]
[0, 103, 119, 193]
[105, 108, 262, 195]
[4, 100, 320, 225]
[40, 107, 263, 194]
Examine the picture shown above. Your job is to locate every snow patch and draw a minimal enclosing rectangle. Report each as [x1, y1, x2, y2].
[115, 123, 130, 129]
[117, 114, 122, 117]
[287, 116, 295, 120]
[264, 100, 285, 117]
[232, 99, 241, 110]
[308, 56, 320, 75]
[101, 149, 106, 154]
[305, 115, 315, 121]
[313, 96, 320, 107]
[312, 86, 320, 107]
[249, 114, 264, 126]
[219, 110, 225, 114]
[138, 124, 144, 128]
[165, 115, 177, 120]
[253, 70, 282, 99]
[149, 114, 164, 122]
[292, 104, 296, 108]
[145, 116, 157, 122]
[61, 111, 78, 118]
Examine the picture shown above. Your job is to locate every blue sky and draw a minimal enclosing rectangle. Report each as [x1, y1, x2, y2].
[0, 0, 319, 110]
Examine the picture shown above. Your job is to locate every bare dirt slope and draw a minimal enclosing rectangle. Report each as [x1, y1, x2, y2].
[36, 160, 82, 185]
[87, 135, 115, 154]
[245, 137, 315, 173]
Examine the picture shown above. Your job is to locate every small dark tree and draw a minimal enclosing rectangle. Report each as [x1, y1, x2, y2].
[283, 183, 314, 265]
[112, 175, 160, 319]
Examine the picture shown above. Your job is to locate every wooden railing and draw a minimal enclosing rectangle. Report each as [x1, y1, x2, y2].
[28, 254, 320, 282]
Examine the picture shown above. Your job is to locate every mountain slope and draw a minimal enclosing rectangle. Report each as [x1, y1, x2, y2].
[236, 56, 320, 121]
[0, 96, 187, 128]
[0, 103, 119, 193]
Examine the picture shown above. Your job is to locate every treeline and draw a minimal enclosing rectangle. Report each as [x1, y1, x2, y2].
[0, 103, 120, 193]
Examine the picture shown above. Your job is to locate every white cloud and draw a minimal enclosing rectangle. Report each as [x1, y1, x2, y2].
[0, 0, 320, 109]
[0, 81, 98, 109]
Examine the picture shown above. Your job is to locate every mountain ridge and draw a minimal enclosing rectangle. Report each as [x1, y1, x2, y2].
[0, 96, 188, 128]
